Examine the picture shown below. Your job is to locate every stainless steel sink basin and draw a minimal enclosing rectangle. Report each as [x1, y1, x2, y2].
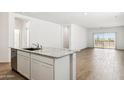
[23, 48, 41, 51]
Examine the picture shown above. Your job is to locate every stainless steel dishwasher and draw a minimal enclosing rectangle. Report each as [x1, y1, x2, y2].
[11, 48, 17, 71]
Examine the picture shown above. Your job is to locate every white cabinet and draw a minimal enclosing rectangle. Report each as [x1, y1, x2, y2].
[31, 54, 70, 80]
[31, 59, 53, 80]
[17, 51, 30, 79]
[54, 55, 70, 80]
[16, 50, 74, 80]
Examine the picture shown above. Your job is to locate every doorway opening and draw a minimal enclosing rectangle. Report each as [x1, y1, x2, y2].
[14, 18, 30, 48]
[62, 25, 71, 49]
[94, 32, 116, 49]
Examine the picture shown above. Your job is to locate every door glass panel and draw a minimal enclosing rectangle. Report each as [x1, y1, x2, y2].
[94, 33, 104, 48]
[94, 32, 116, 49]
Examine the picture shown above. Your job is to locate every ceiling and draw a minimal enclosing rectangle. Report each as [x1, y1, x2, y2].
[19, 12, 124, 28]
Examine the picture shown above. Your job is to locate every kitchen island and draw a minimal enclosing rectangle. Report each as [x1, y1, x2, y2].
[11, 47, 76, 80]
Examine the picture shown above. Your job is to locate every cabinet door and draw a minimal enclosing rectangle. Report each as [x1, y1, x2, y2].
[31, 59, 53, 80]
[17, 54, 30, 79]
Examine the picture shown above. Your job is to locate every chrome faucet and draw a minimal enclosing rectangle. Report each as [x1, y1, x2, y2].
[32, 42, 42, 49]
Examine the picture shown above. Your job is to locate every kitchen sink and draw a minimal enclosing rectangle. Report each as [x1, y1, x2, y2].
[23, 48, 41, 51]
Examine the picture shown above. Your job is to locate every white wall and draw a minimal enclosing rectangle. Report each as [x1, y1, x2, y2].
[0, 13, 9, 62]
[29, 18, 62, 48]
[70, 24, 88, 51]
[9, 13, 62, 49]
[88, 26, 124, 49]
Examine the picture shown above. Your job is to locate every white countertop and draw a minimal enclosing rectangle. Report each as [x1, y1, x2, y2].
[11, 47, 75, 58]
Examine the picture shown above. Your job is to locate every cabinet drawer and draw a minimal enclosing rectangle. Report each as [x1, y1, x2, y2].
[31, 54, 54, 65]
[17, 50, 30, 57]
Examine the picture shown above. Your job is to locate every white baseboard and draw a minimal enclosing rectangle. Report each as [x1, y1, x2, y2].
[74, 47, 89, 52]
[0, 61, 10, 63]
[116, 49, 124, 51]
[0, 59, 10, 63]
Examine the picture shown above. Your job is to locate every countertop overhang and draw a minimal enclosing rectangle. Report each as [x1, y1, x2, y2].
[11, 47, 75, 58]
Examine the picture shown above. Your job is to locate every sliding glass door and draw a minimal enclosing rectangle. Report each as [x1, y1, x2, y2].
[94, 32, 116, 49]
